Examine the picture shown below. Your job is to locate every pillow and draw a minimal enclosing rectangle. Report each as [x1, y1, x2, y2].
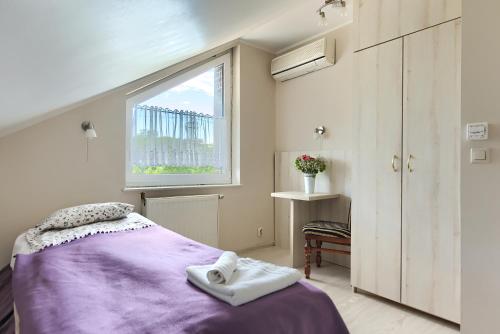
[36, 202, 134, 231]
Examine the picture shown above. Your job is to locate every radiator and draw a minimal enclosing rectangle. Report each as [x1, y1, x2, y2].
[144, 195, 220, 247]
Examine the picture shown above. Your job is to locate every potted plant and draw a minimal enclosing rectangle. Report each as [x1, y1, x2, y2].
[294, 154, 327, 194]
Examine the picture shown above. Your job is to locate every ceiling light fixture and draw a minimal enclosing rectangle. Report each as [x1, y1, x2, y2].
[317, 0, 347, 26]
[318, 10, 328, 27]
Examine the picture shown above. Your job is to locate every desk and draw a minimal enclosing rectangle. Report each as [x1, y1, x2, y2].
[271, 192, 340, 268]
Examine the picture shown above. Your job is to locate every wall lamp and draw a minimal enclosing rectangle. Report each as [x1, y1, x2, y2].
[314, 126, 326, 136]
[81, 121, 97, 139]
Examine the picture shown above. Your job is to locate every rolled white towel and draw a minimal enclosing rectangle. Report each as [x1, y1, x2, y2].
[206, 251, 238, 284]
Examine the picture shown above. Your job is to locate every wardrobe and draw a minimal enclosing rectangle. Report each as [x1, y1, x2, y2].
[351, 0, 461, 323]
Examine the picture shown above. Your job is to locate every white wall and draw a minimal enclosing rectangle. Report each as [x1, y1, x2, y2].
[274, 24, 353, 266]
[0, 23, 355, 270]
[275, 24, 352, 153]
[0, 43, 276, 267]
[461, 2, 500, 332]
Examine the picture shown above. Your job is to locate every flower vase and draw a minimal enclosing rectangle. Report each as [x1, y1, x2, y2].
[304, 174, 316, 194]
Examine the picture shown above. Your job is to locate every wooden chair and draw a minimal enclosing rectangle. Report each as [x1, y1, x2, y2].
[303, 204, 351, 279]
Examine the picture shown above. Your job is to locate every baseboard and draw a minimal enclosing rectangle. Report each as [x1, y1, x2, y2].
[235, 242, 276, 254]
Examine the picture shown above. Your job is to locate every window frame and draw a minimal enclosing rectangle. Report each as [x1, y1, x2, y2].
[125, 52, 232, 188]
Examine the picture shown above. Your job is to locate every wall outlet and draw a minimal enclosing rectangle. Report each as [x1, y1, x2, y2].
[257, 227, 263, 238]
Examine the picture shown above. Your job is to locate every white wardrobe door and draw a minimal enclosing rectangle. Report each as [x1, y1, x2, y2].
[354, 0, 461, 51]
[402, 19, 461, 323]
[352, 38, 402, 303]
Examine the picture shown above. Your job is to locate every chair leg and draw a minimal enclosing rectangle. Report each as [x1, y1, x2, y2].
[315, 240, 322, 268]
[304, 239, 312, 279]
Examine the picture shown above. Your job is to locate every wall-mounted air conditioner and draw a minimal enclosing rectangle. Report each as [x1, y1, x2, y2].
[271, 37, 336, 82]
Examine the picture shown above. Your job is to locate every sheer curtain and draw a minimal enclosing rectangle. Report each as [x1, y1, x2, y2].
[131, 105, 216, 169]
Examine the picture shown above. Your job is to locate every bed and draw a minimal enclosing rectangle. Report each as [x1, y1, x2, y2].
[12, 216, 349, 334]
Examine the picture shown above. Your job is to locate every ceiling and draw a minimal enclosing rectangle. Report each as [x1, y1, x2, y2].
[243, 0, 353, 54]
[0, 0, 352, 137]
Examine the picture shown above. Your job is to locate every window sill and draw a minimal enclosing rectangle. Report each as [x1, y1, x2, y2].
[122, 183, 242, 192]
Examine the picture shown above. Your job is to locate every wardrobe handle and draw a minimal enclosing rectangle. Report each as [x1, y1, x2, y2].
[392, 155, 399, 172]
[407, 154, 415, 173]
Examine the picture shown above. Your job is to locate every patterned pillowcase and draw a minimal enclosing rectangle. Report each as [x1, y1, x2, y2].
[35, 202, 135, 231]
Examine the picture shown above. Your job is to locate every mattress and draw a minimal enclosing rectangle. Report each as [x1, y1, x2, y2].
[12, 224, 348, 334]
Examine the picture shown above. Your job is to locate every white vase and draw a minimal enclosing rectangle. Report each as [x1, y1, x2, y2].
[304, 174, 316, 194]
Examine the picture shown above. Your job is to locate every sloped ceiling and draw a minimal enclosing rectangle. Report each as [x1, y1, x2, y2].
[243, 0, 353, 54]
[0, 0, 351, 137]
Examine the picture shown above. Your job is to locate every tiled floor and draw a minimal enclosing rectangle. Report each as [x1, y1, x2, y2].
[239, 246, 460, 334]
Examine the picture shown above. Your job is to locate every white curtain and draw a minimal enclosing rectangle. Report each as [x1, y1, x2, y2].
[131, 105, 216, 168]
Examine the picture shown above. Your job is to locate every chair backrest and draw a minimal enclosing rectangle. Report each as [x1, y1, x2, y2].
[309, 196, 352, 231]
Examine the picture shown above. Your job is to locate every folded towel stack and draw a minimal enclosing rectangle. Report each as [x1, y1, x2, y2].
[186, 252, 302, 306]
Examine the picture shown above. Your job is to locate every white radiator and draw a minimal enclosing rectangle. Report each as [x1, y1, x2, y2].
[144, 194, 220, 247]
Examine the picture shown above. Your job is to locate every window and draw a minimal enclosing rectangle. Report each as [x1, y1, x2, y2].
[126, 53, 232, 187]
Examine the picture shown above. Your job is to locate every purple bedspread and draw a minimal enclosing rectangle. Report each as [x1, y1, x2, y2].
[13, 226, 348, 334]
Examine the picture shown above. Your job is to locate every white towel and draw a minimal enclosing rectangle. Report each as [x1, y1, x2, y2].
[186, 257, 302, 306]
[206, 251, 238, 284]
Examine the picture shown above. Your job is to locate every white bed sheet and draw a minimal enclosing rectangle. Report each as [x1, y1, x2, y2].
[11, 231, 29, 334]
[10, 232, 31, 269]
[14, 303, 20, 334]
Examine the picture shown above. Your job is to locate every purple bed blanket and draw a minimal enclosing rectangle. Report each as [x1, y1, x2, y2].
[13, 226, 348, 334]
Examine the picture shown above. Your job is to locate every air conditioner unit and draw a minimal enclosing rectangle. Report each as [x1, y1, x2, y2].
[271, 37, 336, 82]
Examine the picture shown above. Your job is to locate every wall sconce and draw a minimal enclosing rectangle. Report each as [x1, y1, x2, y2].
[81, 121, 97, 162]
[314, 126, 327, 150]
[81, 121, 97, 139]
[314, 126, 326, 136]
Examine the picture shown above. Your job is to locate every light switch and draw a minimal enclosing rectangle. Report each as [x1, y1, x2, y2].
[470, 148, 490, 164]
[467, 122, 489, 140]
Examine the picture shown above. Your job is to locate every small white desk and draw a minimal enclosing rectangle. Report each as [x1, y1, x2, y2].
[271, 192, 340, 268]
